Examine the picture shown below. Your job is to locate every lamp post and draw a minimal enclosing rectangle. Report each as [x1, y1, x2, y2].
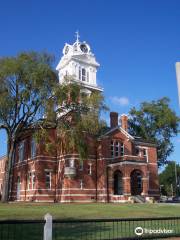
[175, 63, 180, 196]
[166, 160, 178, 197]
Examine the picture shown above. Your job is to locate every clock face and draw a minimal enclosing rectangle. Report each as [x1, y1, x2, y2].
[65, 46, 69, 54]
[80, 44, 88, 53]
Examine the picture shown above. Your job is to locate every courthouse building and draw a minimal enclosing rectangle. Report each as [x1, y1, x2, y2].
[0, 35, 159, 202]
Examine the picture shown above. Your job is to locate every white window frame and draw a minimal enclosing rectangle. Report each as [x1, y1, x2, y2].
[32, 172, 36, 190]
[87, 163, 92, 175]
[27, 172, 31, 190]
[69, 159, 75, 168]
[80, 179, 83, 190]
[45, 171, 51, 190]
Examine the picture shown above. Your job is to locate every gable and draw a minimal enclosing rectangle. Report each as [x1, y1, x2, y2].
[100, 126, 134, 141]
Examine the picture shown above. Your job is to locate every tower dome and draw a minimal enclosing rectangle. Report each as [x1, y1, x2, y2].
[56, 32, 103, 94]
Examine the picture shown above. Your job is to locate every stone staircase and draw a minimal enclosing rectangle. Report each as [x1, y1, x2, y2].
[133, 195, 146, 203]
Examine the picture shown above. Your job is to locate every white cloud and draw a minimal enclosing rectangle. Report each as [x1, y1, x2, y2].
[110, 96, 130, 106]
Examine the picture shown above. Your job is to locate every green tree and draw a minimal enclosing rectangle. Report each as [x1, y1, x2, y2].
[39, 81, 108, 160]
[159, 162, 180, 196]
[0, 52, 107, 202]
[128, 97, 180, 167]
[0, 52, 58, 202]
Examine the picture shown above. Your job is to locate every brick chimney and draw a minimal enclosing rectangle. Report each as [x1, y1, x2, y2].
[110, 112, 118, 128]
[120, 114, 128, 131]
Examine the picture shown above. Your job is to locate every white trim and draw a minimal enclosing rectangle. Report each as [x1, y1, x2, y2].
[108, 161, 147, 167]
[11, 188, 106, 192]
[110, 200, 127, 203]
[100, 126, 134, 140]
[60, 200, 97, 203]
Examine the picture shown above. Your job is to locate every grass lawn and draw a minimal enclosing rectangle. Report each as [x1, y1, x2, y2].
[0, 203, 180, 240]
[0, 202, 180, 220]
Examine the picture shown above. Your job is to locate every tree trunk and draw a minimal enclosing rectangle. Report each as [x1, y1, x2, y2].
[1, 140, 14, 202]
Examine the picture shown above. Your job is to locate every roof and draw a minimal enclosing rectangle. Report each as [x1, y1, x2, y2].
[99, 126, 157, 147]
[99, 126, 134, 140]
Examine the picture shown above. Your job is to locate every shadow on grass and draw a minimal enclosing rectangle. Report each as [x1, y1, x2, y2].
[0, 223, 44, 240]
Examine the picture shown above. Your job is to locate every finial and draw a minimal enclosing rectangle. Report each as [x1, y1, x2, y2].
[75, 30, 80, 43]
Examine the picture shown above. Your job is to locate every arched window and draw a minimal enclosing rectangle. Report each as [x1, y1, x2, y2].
[82, 68, 86, 81]
[114, 171, 123, 195]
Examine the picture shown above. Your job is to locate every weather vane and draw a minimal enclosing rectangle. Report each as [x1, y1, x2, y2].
[75, 30, 80, 42]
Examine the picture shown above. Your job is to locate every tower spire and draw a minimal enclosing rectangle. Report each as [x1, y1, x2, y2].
[75, 30, 80, 43]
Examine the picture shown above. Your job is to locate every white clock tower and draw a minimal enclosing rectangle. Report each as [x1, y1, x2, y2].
[56, 32, 103, 95]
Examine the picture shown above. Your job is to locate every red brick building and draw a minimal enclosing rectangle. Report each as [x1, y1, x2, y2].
[0, 112, 159, 203]
[0, 35, 159, 202]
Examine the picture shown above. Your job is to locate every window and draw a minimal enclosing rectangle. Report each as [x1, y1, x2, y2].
[45, 171, 51, 189]
[27, 172, 31, 190]
[87, 164, 92, 175]
[69, 159, 75, 168]
[79, 161, 83, 171]
[32, 172, 36, 190]
[115, 142, 119, 157]
[143, 148, 147, 157]
[80, 179, 83, 190]
[18, 141, 25, 162]
[114, 171, 123, 195]
[120, 143, 124, 156]
[135, 147, 140, 156]
[137, 173, 142, 190]
[82, 68, 86, 81]
[111, 141, 124, 157]
[31, 138, 36, 159]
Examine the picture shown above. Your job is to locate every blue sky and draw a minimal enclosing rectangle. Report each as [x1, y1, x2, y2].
[0, 0, 180, 166]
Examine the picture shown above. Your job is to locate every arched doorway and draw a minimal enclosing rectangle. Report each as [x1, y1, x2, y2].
[114, 171, 123, 195]
[130, 170, 143, 195]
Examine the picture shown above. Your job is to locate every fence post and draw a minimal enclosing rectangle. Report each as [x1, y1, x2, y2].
[44, 213, 52, 240]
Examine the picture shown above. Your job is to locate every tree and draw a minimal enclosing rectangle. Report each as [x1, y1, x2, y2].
[37, 81, 108, 160]
[128, 97, 180, 167]
[159, 162, 180, 196]
[0, 52, 107, 202]
[0, 52, 58, 202]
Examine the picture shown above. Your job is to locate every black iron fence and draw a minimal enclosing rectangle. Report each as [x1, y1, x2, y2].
[53, 217, 180, 240]
[0, 217, 180, 240]
[0, 219, 44, 240]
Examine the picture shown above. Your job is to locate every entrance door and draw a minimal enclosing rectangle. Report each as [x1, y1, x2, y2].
[131, 170, 142, 195]
[17, 176, 20, 200]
